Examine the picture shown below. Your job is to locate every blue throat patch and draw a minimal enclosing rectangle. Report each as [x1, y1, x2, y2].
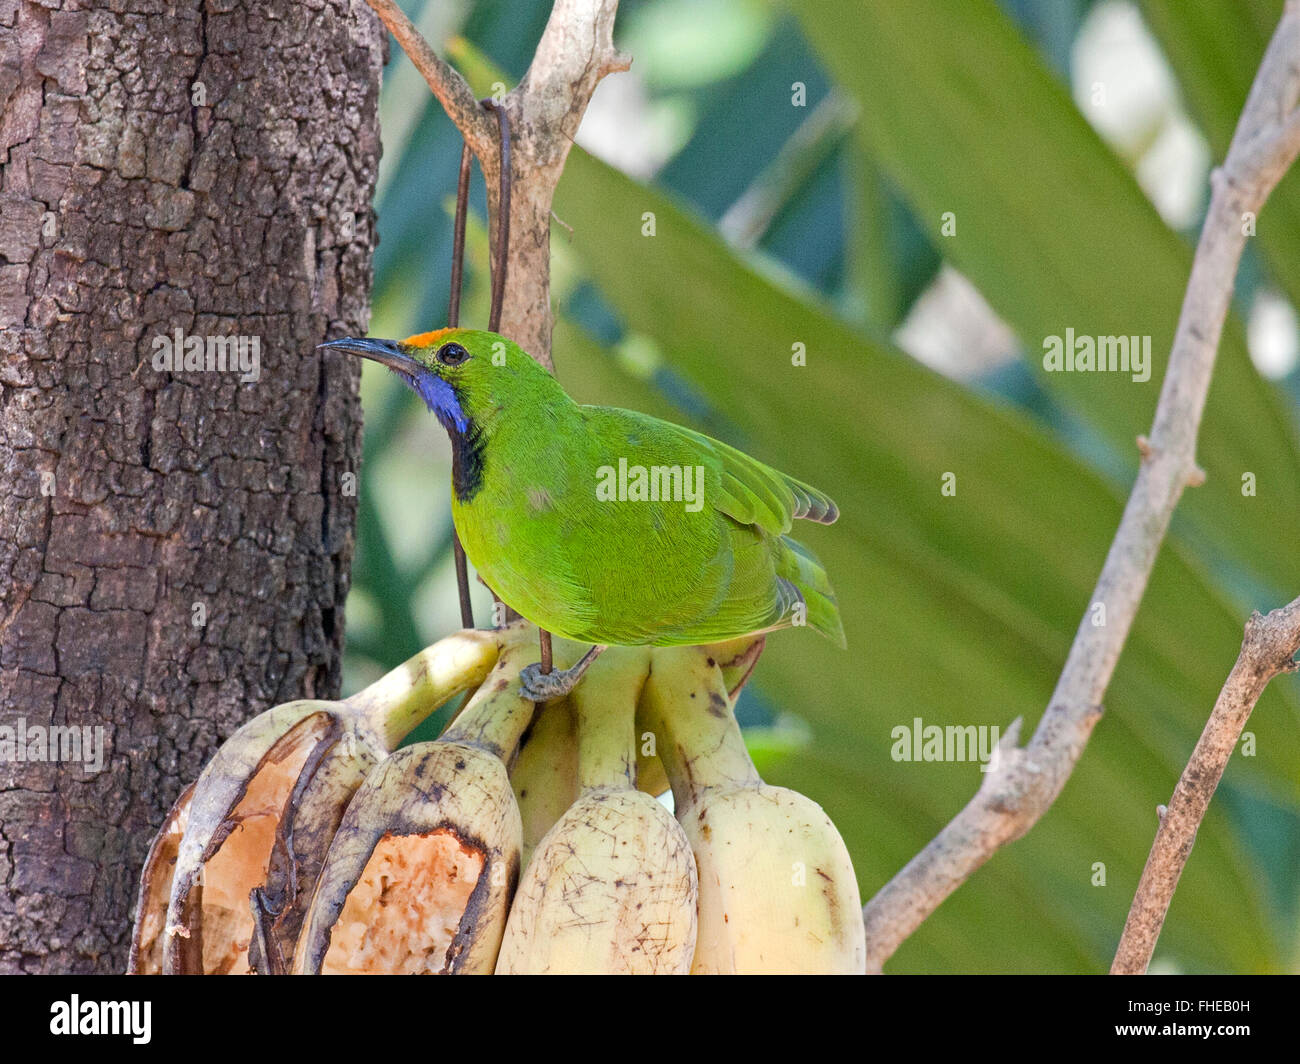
[396, 368, 485, 502]
[405, 370, 469, 434]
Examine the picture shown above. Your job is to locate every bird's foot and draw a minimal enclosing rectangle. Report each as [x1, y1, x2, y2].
[518, 644, 608, 703]
[519, 662, 583, 702]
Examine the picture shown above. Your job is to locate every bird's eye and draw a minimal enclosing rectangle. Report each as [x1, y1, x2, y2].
[435, 341, 469, 366]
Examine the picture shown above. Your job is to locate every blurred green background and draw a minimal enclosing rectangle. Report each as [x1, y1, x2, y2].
[343, 0, 1300, 973]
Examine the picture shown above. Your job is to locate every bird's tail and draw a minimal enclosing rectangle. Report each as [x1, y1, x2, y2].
[777, 536, 846, 649]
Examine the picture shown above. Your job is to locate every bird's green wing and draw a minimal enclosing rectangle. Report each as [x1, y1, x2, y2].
[708, 432, 837, 534]
[586, 406, 837, 535]
[642, 416, 838, 536]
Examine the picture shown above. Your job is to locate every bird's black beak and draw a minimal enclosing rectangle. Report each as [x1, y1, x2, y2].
[319, 337, 422, 379]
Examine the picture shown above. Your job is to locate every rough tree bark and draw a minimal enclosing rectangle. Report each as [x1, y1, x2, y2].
[0, 0, 382, 973]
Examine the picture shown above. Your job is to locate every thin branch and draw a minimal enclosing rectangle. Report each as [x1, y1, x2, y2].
[515, 0, 632, 175]
[367, 0, 630, 365]
[1111, 596, 1300, 975]
[363, 0, 494, 156]
[863, 1, 1300, 972]
[490, 0, 630, 362]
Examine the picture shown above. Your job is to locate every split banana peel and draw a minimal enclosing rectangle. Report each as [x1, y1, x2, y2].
[128, 625, 510, 974]
[129, 622, 866, 974]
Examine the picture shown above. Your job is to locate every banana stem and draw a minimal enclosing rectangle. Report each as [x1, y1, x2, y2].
[440, 637, 540, 760]
[709, 634, 766, 699]
[638, 646, 762, 812]
[571, 649, 650, 792]
[345, 629, 502, 752]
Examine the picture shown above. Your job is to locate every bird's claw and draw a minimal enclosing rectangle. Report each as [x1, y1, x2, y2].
[519, 662, 581, 703]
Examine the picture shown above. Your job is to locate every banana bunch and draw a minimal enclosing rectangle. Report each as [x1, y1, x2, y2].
[130, 622, 866, 974]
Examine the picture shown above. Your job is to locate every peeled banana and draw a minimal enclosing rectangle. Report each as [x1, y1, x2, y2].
[293, 634, 542, 974]
[130, 628, 503, 974]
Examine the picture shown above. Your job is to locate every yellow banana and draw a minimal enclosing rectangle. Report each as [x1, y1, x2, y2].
[509, 694, 578, 874]
[496, 647, 698, 974]
[632, 637, 761, 799]
[634, 736, 672, 800]
[134, 619, 862, 975]
[640, 645, 866, 974]
[294, 627, 544, 974]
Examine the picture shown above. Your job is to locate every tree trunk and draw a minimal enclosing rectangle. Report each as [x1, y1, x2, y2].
[0, 0, 382, 973]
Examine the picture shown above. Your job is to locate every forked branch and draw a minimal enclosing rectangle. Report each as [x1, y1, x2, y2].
[362, 0, 629, 365]
[862, 1, 1300, 972]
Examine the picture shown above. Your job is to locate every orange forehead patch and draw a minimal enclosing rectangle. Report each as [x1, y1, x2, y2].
[402, 327, 461, 347]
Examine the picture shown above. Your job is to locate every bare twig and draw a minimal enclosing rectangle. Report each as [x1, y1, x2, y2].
[364, 0, 494, 156]
[515, 0, 632, 173]
[448, 142, 476, 630]
[1111, 596, 1300, 975]
[364, 0, 630, 366]
[489, 0, 630, 364]
[863, 2, 1300, 972]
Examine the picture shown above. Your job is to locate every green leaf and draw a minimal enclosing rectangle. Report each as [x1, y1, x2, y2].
[843, 128, 939, 332]
[791, 0, 1300, 596]
[553, 147, 1299, 972]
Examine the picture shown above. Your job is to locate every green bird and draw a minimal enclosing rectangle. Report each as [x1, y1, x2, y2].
[323, 328, 845, 701]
